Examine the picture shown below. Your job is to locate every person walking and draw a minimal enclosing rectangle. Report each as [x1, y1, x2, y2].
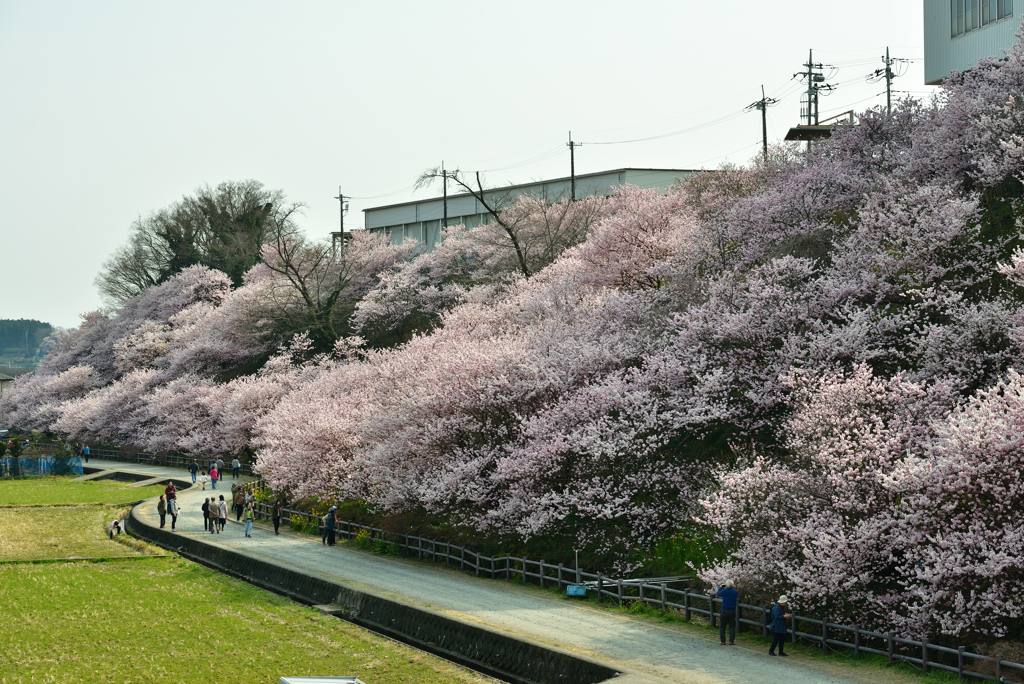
[768, 595, 791, 656]
[202, 498, 211, 531]
[216, 458, 224, 477]
[198, 470, 209, 490]
[218, 495, 228, 532]
[325, 506, 337, 547]
[164, 480, 177, 501]
[231, 457, 240, 480]
[717, 580, 739, 645]
[168, 495, 179, 530]
[234, 488, 245, 521]
[157, 495, 167, 529]
[209, 465, 219, 490]
[243, 502, 254, 537]
[82, 444, 90, 463]
[272, 500, 282, 535]
[189, 459, 199, 483]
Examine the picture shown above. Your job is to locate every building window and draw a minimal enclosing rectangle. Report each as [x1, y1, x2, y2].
[953, 0, 1012, 36]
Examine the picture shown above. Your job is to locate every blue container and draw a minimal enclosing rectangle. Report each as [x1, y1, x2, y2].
[566, 585, 587, 597]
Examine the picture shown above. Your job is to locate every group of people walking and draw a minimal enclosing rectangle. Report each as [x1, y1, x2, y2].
[157, 481, 180, 530]
[188, 458, 242, 486]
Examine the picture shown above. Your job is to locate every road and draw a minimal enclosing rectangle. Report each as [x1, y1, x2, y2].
[96, 459, 899, 684]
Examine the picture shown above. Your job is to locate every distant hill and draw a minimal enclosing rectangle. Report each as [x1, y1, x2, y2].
[0, 319, 53, 368]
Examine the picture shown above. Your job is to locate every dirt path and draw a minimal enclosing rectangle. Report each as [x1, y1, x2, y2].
[97, 460, 910, 684]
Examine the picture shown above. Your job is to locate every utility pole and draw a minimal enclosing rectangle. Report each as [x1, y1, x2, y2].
[794, 50, 835, 152]
[332, 187, 348, 259]
[442, 161, 448, 229]
[746, 85, 779, 163]
[567, 131, 580, 201]
[868, 47, 908, 115]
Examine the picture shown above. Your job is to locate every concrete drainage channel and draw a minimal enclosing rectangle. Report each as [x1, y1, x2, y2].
[125, 504, 623, 684]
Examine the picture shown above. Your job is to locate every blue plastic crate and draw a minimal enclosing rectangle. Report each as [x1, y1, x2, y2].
[566, 585, 587, 597]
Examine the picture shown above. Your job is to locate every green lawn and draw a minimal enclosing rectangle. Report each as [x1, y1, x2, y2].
[0, 477, 494, 684]
[0, 558, 491, 684]
[0, 476, 165, 505]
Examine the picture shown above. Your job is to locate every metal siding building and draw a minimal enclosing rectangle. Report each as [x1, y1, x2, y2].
[924, 0, 1017, 84]
[363, 168, 696, 249]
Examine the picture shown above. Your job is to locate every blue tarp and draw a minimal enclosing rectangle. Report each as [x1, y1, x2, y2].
[1, 457, 83, 477]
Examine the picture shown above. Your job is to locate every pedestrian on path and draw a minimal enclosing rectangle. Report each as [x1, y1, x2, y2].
[202, 498, 211, 531]
[717, 580, 739, 645]
[231, 457, 240, 479]
[272, 500, 282, 535]
[157, 495, 167, 528]
[243, 502, 254, 537]
[216, 458, 224, 476]
[325, 506, 337, 546]
[218, 495, 228, 532]
[189, 459, 199, 483]
[168, 495, 179, 530]
[198, 470, 209, 490]
[82, 444, 90, 463]
[768, 595, 791, 657]
[210, 466, 219, 489]
[234, 488, 245, 521]
[164, 480, 177, 501]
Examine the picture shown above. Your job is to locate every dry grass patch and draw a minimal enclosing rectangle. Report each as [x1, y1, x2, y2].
[0, 506, 149, 561]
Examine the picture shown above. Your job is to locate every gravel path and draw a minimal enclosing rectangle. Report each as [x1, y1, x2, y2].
[98, 460, 894, 684]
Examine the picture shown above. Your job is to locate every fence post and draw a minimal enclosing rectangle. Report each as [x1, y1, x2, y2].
[431, 540, 436, 562]
[490, 556, 495, 580]
[475, 552, 480, 577]
[557, 563, 564, 591]
[540, 561, 546, 588]
[822, 619, 829, 652]
[617, 579, 623, 606]
[523, 557, 528, 582]
[762, 606, 769, 637]
[446, 542, 450, 566]
[887, 633, 895, 664]
[460, 547, 465, 571]
[505, 555, 510, 581]
[710, 596, 716, 627]
[685, 592, 692, 622]
[996, 658, 1003, 680]
[957, 646, 965, 680]
[660, 583, 667, 612]
[597, 574, 604, 603]
[790, 613, 797, 643]
[639, 582, 645, 605]
[854, 625, 861, 657]
[417, 536, 423, 561]
[922, 641, 929, 673]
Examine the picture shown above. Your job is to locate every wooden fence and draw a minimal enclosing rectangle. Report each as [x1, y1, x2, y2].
[238, 480, 1022, 683]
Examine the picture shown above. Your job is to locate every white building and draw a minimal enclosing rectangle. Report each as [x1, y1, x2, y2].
[924, 0, 1017, 84]
[363, 168, 697, 249]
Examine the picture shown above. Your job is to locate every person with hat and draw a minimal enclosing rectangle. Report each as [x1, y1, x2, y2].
[325, 506, 338, 546]
[769, 595, 791, 656]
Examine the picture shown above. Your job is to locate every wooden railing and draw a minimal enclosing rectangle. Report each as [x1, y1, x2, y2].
[38, 443, 257, 477]
[237, 480, 1021, 683]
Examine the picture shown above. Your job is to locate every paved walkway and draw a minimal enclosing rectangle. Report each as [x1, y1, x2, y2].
[96, 459, 895, 684]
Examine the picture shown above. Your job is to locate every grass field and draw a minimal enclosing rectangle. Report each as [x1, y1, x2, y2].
[0, 506, 150, 561]
[0, 476, 165, 505]
[0, 476, 493, 684]
[0, 558, 491, 684]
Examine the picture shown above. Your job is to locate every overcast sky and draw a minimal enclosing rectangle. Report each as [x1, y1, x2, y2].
[1, 1, 937, 329]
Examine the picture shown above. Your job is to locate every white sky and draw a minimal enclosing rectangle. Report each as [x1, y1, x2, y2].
[0, 1, 936, 329]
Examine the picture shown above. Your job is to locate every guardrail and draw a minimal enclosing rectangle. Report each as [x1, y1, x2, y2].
[238, 479, 1023, 683]
[36, 443, 256, 477]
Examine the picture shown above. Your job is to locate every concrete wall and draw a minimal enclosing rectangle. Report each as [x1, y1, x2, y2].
[125, 505, 620, 684]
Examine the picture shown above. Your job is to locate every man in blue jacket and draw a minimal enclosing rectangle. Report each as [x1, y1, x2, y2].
[717, 580, 739, 645]
[769, 595, 791, 656]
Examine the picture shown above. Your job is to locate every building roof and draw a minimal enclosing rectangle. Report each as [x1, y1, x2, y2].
[0, 372, 14, 382]
[363, 168, 701, 213]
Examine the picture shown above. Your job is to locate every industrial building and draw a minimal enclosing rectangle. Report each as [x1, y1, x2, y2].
[363, 168, 697, 249]
[924, 0, 1016, 84]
